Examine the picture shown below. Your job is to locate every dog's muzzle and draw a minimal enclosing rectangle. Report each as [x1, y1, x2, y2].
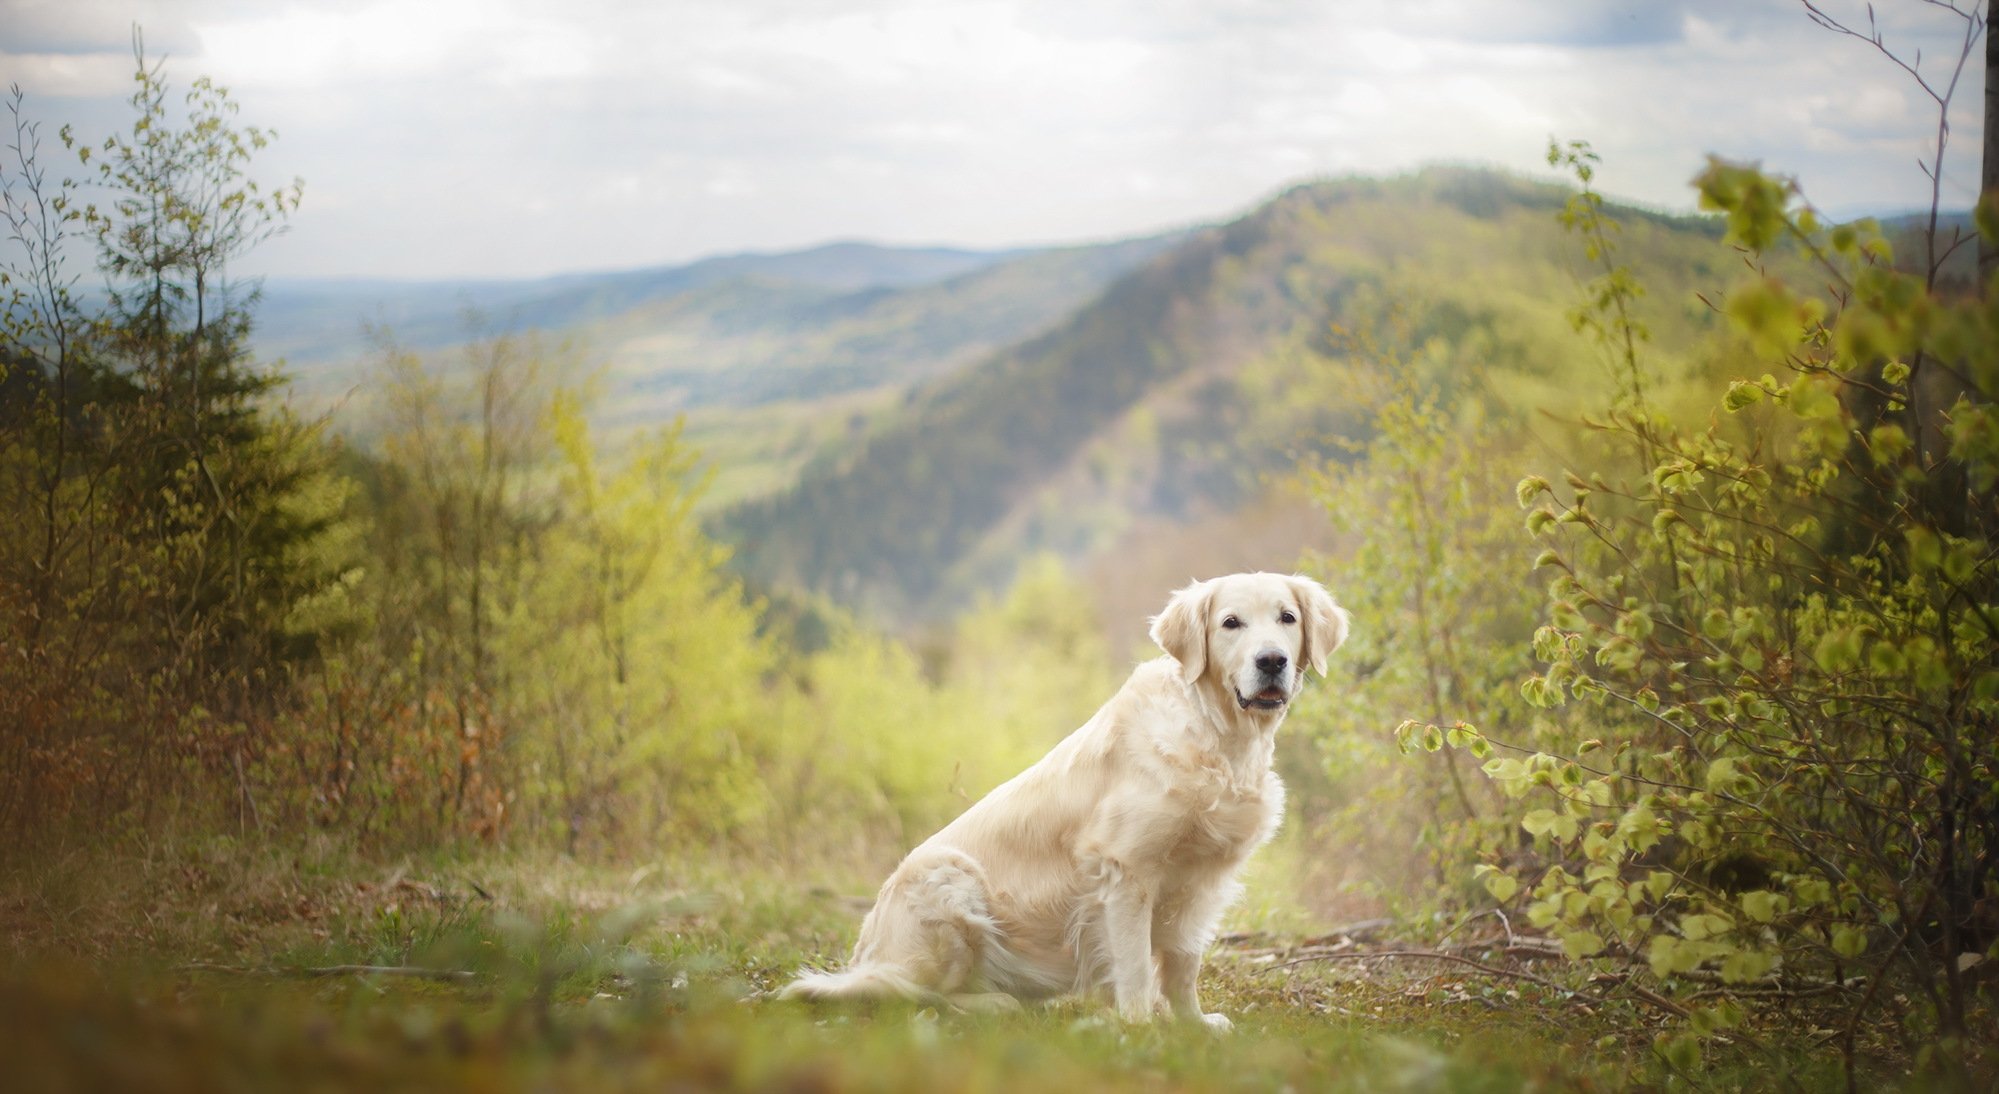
[1237, 648, 1291, 710]
[1236, 684, 1288, 711]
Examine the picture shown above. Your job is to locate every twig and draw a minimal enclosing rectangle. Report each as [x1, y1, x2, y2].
[1266, 948, 1572, 994]
[1590, 972, 1694, 1019]
[180, 961, 481, 983]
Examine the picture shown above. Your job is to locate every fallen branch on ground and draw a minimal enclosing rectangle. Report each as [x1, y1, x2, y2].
[1262, 948, 1698, 1024]
[1264, 948, 1572, 994]
[180, 961, 480, 983]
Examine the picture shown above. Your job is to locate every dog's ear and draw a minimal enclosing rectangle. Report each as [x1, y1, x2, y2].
[1150, 579, 1213, 686]
[1288, 574, 1349, 677]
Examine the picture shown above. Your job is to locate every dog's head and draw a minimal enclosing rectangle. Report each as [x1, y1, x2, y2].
[1149, 572, 1349, 715]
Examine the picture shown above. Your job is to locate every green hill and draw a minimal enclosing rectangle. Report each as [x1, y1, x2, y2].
[720, 168, 1745, 622]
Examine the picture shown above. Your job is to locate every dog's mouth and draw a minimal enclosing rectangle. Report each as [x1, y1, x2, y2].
[1236, 685, 1288, 711]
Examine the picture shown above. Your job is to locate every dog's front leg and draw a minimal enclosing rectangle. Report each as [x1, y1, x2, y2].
[1102, 878, 1158, 1022]
[1159, 949, 1230, 1031]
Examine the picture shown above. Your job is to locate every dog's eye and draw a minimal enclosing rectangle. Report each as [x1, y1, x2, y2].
[1279, 610, 1297, 625]
[1221, 615, 1242, 630]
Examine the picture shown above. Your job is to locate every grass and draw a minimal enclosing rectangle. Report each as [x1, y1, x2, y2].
[0, 834, 1925, 1092]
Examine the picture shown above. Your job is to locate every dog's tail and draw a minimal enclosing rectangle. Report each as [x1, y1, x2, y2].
[777, 963, 946, 1006]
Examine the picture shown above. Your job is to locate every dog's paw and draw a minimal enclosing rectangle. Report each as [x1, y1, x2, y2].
[1068, 1013, 1118, 1034]
[1197, 1012, 1234, 1034]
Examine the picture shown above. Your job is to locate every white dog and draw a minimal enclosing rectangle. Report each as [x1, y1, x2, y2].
[781, 572, 1348, 1029]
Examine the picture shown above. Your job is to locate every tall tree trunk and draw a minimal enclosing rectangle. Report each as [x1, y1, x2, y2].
[1983, 0, 1996, 285]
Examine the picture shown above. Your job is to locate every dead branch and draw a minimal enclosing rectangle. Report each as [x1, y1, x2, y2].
[180, 961, 480, 983]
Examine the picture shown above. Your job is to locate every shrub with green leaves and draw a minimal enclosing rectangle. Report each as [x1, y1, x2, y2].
[1445, 146, 1996, 1073]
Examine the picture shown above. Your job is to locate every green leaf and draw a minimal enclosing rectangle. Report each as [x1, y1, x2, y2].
[1560, 928, 1605, 959]
[1520, 675, 1558, 709]
[1647, 935, 1698, 977]
[1722, 379, 1764, 412]
[1483, 756, 1526, 783]
[1868, 423, 1910, 465]
[1831, 924, 1868, 958]
[1680, 912, 1733, 941]
[1740, 890, 1786, 923]
[1657, 1031, 1702, 1073]
[1478, 867, 1520, 903]
[1642, 870, 1675, 903]
[1943, 542, 1978, 584]
[1694, 158, 1790, 252]
[1704, 756, 1748, 795]
[1720, 948, 1778, 983]
[1550, 811, 1579, 841]
[1726, 277, 1808, 356]
[1516, 475, 1552, 508]
[1815, 626, 1864, 671]
[1905, 525, 1942, 570]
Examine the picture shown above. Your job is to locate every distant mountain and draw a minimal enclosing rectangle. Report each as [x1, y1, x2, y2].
[719, 167, 1747, 621]
[581, 234, 1185, 419]
[252, 234, 1187, 510]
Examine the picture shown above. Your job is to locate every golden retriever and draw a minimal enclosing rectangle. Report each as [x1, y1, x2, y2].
[781, 571, 1349, 1029]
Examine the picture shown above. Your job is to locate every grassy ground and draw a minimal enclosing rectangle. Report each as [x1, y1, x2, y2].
[0, 835, 1908, 1092]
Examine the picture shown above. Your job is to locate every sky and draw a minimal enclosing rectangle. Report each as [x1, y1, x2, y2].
[1, 0, 1988, 281]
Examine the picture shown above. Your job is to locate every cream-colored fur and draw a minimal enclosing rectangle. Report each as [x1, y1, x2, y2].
[781, 572, 1349, 1029]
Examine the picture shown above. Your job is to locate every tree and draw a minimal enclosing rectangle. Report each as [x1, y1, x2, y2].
[0, 34, 348, 834]
[1983, 0, 1997, 284]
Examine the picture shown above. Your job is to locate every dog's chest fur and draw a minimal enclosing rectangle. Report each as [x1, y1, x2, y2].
[1149, 724, 1282, 867]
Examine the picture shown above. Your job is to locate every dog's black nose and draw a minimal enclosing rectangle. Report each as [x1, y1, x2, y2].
[1255, 650, 1288, 675]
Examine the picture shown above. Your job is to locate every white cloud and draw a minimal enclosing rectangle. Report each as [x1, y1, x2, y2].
[0, 0, 1983, 278]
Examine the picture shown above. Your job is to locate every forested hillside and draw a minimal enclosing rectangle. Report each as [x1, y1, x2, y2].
[722, 168, 1740, 621]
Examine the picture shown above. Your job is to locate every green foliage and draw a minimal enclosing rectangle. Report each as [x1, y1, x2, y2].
[0, 43, 352, 835]
[1415, 146, 1997, 1077]
[1290, 314, 1545, 908]
[503, 396, 778, 849]
[774, 555, 1115, 856]
[322, 323, 1097, 858]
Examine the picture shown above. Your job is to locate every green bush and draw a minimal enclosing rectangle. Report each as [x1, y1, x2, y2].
[1432, 147, 1996, 1076]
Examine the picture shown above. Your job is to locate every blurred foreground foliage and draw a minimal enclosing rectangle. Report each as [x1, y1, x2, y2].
[0, 841, 1861, 1093]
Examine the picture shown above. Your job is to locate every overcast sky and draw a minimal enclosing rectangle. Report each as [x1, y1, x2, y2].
[2, 0, 1987, 281]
